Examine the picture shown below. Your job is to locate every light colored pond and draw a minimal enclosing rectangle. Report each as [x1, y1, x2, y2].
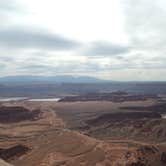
[27, 98, 61, 102]
[0, 97, 61, 102]
[0, 97, 28, 102]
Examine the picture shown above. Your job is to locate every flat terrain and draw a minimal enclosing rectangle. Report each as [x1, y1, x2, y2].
[0, 94, 166, 165]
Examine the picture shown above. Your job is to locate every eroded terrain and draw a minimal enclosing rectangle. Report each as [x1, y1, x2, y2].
[0, 93, 166, 166]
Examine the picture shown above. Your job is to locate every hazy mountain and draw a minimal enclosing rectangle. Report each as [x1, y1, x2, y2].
[0, 75, 107, 84]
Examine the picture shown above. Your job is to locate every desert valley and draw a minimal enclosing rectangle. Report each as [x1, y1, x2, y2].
[0, 86, 166, 166]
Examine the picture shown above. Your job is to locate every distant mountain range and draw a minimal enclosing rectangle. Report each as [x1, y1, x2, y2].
[0, 76, 165, 85]
[0, 75, 108, 84]
[0, 76, 166, 97]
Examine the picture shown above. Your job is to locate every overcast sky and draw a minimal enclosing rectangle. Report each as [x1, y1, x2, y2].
[0, 0, 166, 81]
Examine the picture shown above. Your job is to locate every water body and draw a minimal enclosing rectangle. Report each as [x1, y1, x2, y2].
[0, 97, 61, 102]
[0, 97, 28, 102]
[27, 98, 61, 102]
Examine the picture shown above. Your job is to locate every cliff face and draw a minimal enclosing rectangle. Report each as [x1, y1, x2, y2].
[86, 112, 161, 126]
[0, 106, 40, 123]
[8, 130, 166, 166]
[0, 145, 30, 161]
[85, 113, 166, 142]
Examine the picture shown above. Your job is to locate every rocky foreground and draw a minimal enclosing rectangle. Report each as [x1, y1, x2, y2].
[0, 100, 166, 166]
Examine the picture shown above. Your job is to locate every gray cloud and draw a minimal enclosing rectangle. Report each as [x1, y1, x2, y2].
[0, 1, 18, 12]
[0, 0, 23, 24]
[82, 41, 129, 57]
[15, 56, 107, 75]
[0, 0, 166, 80]
[115, 0, 166, 75]
[0, 63, 6, 69]
[0, 28, 80, 50]
[123, 0, 166, 50]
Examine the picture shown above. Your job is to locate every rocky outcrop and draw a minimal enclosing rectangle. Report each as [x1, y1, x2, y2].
[0, 145, 30, 161]
[127, 162, 146, 166]
[86, 112, 161, 126]
[0, 106, 40, 123]
[120, 103, 166, 114]
[161, 152, 166, 163]
[137, 145, 159, 155]
[59, 92, 157, 102]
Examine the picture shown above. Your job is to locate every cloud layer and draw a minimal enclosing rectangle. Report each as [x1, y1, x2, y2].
[0, 28, 79, 50]
[0, 0, 166, 81]
[81, 41, 129, 57]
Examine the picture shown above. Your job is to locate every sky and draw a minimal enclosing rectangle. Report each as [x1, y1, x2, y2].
[0, 0, 166, 81]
